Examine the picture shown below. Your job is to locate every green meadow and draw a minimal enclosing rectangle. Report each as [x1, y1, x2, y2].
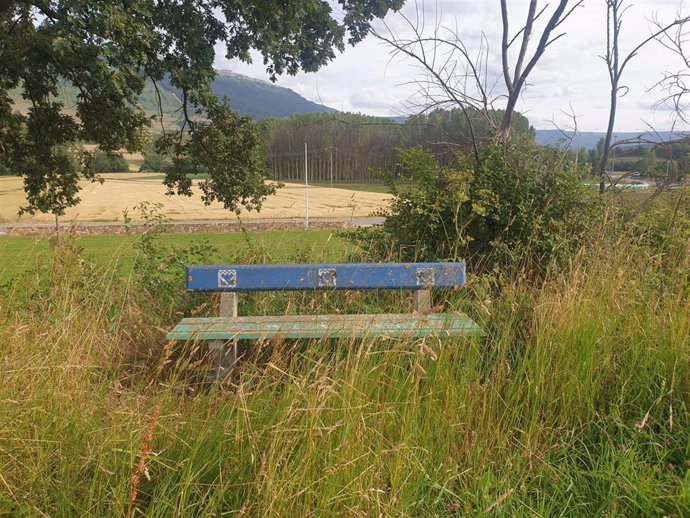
[0, 221, 688, 517]
[0, 230, 344, 282]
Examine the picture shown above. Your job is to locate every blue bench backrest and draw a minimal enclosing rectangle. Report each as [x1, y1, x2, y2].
[186, 263, 465, 292]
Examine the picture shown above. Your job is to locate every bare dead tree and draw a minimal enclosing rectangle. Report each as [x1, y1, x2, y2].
[546, 104, 582, 167]
[372, 3, 494, 164]
[372, 0, 584, 155]
[499, 0, 584, 139]
[598, 0, 690, 194]
[650, 11, 690, 125]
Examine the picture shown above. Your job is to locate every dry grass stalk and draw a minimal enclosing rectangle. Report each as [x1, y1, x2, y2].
[127, 403, 161, 518]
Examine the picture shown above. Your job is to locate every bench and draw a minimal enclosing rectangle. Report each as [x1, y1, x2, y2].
[166, 262, 483, 380]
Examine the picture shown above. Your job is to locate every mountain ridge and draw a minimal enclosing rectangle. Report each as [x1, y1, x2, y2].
[9, 69, 336, 123]
[534, 129, 689, 150]
[10, 73, 679, 147]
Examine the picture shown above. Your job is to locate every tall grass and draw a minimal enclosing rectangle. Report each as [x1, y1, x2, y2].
[0, 229, 688, 516]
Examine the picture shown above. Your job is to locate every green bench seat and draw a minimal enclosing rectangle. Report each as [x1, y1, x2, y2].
[167, 312, 484, 341]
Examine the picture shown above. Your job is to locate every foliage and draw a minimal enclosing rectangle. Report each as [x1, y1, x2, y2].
[587, 137, 606, 172]
[262, 108, 535, 183]
[158, 105, 276, 212]
[0, 0, 403, 215]
[127, 202, 217, 320]
[91, 150, 129, 173]
[405, 107, 534, 155]
[616, 188, 690, 273]
[347, 139, 599, 272]
[263, 112, 408, 182]
[138, 150, 173, 173]
[0, 226, 689, 516]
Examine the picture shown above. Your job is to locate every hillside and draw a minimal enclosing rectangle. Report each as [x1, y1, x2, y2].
[14, 79, 683, 149]
[9, 69, 335, 122]
[210, 70, 336, 120]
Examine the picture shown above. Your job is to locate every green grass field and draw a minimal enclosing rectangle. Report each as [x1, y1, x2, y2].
[0, 230, 345, 282]
[283, 179, 394, 193]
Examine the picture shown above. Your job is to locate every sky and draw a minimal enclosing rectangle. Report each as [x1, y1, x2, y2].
[214, 0, 690, 132]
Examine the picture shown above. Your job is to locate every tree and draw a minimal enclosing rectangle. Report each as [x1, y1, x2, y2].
[598, 0, 689, 194]
[639, 148, 656, 176]
[0, 0, 403, 216]
[373, 0, 583, 157]
[498, 0, 584, 140]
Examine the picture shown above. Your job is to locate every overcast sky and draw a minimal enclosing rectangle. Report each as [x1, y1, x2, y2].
[215, 0, 690, 132]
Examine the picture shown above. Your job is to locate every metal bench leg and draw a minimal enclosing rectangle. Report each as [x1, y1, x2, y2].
[210, 339, 237, 381]
[211, 292, 238, 382]
[414, 288, 432, 313]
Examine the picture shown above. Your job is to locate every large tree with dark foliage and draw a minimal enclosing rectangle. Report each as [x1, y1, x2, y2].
[0, 0, 403, 215]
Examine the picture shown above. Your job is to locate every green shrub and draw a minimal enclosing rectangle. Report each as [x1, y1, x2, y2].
[138, 151, 173, 172]
[91, 150, 129, 172]
[127, 202, 216, 321]
[346, 139, 600, 273]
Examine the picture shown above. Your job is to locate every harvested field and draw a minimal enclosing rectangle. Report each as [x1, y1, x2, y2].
[0, 174, 391, 224]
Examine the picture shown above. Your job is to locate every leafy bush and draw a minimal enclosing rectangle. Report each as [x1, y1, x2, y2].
[138, 151, 173, 172]
[91, 150, 129, 172]
[347, 139, 600, 272]
[128, 202, 216, 321]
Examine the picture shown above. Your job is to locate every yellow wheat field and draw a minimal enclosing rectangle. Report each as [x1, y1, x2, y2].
[0, 174, 391, 224]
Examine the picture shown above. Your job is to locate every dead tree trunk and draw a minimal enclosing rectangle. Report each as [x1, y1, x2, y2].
[599, 0, 689, 194]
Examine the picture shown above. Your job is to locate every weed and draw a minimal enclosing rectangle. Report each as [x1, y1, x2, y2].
[0, 212, 688, 516]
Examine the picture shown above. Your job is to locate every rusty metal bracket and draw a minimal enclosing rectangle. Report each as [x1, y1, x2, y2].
[415, 267, 435, 288]
[317, 268, 337, 288]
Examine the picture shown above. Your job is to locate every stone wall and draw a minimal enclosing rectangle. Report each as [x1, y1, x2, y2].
[4, 219, 352, 237]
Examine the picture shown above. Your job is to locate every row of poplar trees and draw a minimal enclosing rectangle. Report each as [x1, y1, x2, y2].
[260, 109, 534, 183]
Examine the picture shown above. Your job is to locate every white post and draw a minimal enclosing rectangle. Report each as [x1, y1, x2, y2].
[304, 142, 309, 229]
[330, 147, 333, 186]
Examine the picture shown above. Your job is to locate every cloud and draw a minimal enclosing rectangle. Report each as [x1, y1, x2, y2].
[350, 88, 400, 112]
[215, 1, 690, 132]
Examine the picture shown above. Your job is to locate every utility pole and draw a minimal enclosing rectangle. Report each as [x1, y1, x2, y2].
[304, 142, 309, 229]
[327, 146, 338, 186]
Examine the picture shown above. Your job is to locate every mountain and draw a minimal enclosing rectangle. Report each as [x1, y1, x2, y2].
[535, 129, 689, 149]
[159, 70, 336, 120]
[211, 70, 336, 120]
[9, 69, 336, 122]
[14, 76, 683, 145]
